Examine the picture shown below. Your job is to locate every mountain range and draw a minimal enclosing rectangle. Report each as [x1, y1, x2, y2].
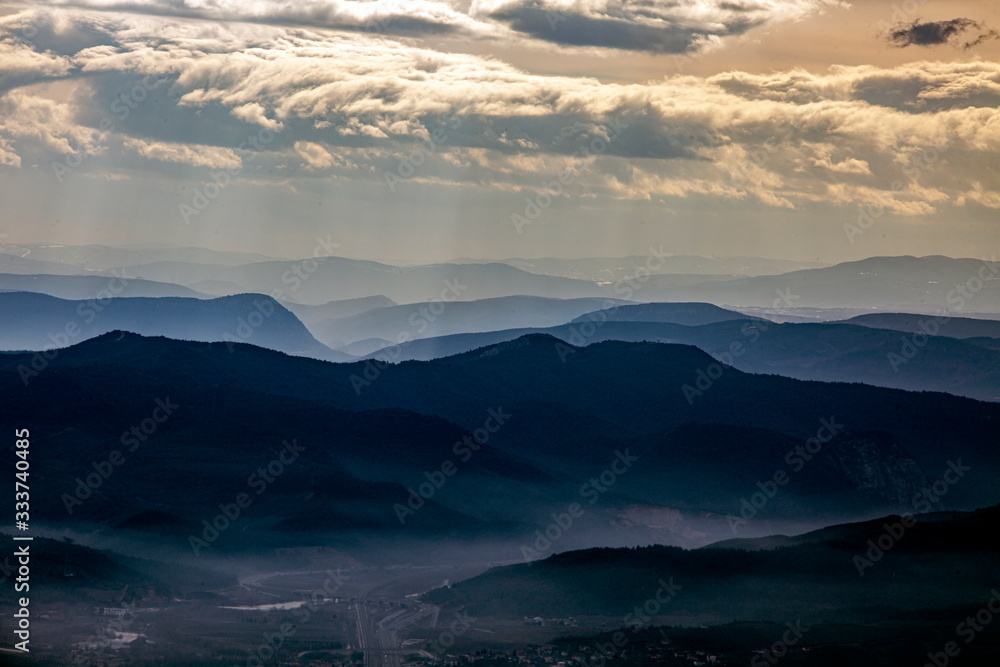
[2, 331, 996, 558]
[305, 296, 633, 352]
[6, 249, 998, 314]
[97, 257, 609, 304]
[363, 315, 1000, 401]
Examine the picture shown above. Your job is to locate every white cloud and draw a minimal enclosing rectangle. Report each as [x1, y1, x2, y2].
[293, 140, 335, 169]
[0, 137, 20, 167]
[123, 137, 242, 168]
[0, 89, 104, 163]
[231, 102, 283, 129]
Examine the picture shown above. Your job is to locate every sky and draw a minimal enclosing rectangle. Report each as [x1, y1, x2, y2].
[0, 0, 998, 263]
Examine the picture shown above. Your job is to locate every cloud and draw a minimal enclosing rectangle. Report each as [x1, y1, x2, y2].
[1, 7, 998, 217]
[27, 0, 845, 54]
[812, 156, 872, 176]
[711, 62, 1000, 113]
[122, 137, 242, 168]
[470, 0, 845, 53]
[36, 0, 496, 38]
[231, 103, 282, 130]
[956, 182, 1000, 210]
[0, 15, 74, 92]
[885, 18, 999, 50]
[0, 137, 20, 167]
[293, 140, 336, 169]
[0, 89, 104, 165]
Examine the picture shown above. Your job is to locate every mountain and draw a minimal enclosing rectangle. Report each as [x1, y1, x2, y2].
[493, 255, 828, 281]
[306, 334, 1000, 512]
[2, 332, 996, 548]
[308, 296, 631, 350]
[702, 509, 975, 551]
[0, 533, 234, 604]
[79, 254, 1000, 312]
[350, 301, 749, 363]
[0, 333, 565, 553]
[12, 251, 999, 314]
[0, 243, 276, 270]
[570, 302, 747, 326]
[423, 506, 1000, 623]
[106, 258, 609, 304]
[630, 255, 1000, 313]
[0, 292, 350, 361]
[965, 336, 1000, 350]
[0, 272, 208, 299]
[367, 327, 542, 361]
[594, 422, 929, 520]
[844, 312, 1000, 339]
[363, 318, 1000, 401]
[628, 319, 1000, 402]
[281, 295, 397, 325]
[0, 253, 87, 275]
[182, 279, 252, 296]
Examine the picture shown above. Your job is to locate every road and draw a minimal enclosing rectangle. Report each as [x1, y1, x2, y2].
[355, 602, 382, 667]
[356, 601, 435, 667]
[238, 562, 505, 665]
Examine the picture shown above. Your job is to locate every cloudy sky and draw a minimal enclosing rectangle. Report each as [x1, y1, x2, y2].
[0, 0, 998, 263]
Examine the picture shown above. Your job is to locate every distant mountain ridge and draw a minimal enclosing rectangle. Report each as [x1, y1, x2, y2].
[100, 258, 609, 304]
[0, 291, 349, 361]
[631, 255, 1000, 312]
[0, 253, 88, 276]
[569, 302, 746, 325]
[490, 255, 828, 281]
[5, 251, 1000, 315]
[363, 316, 1000, 401]
[1, 243, 277, 269]
[308, 296, 633, 350]
[844, 312, 1000, 339]
[281, 295, 397, 324]
[102, 253, 1000, 312]
[0, 272, 209, 299]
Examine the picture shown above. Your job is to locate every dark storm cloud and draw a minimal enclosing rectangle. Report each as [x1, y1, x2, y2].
[885, 18, 999, 50]
[486, 6, 710, 53]
[477, 0, 763, 53]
